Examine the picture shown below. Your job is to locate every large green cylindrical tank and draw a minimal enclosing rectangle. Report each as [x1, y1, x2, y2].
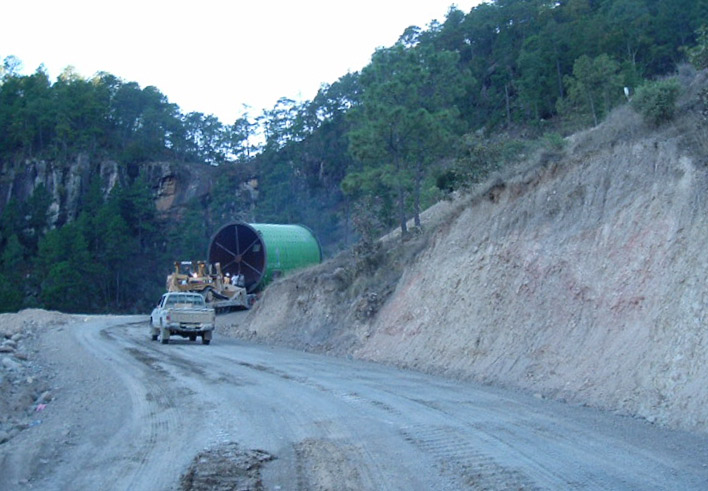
[207, 222, 322, 292]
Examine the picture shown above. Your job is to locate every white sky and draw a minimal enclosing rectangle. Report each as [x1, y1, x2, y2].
[1, 0, 481, 124]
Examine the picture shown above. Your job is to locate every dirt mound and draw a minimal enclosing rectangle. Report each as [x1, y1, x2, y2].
[224, 69, 708, 433]
[0, 309, 76, 338]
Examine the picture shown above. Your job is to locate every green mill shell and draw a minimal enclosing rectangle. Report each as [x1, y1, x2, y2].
[207, 222, 322, 292]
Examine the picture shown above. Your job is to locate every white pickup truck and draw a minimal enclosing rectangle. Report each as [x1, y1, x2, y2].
[150, 292, 216, 345]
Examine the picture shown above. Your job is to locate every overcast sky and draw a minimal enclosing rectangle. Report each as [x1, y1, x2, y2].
[2, 1, 482, 124]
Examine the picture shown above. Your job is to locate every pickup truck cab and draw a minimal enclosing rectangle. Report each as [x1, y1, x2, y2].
[150, 292, 216, 345]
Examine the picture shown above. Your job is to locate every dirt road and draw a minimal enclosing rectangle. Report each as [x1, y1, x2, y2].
[2, 316, 708, 490]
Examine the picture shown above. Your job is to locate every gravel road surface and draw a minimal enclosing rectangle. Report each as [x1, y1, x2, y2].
[2, 316, 708, 490]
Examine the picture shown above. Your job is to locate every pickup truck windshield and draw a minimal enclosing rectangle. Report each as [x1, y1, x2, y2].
[165, 295, 205, 307]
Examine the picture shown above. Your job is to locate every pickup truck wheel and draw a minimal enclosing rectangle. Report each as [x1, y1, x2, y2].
[149, 320, 158, 341]
[202, 338, 211, 345]
[189, 335, 196, 342]
[160, 326, 169, 344]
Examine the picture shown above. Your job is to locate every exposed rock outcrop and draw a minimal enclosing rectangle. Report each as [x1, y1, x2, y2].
[0, 155, 218, 226]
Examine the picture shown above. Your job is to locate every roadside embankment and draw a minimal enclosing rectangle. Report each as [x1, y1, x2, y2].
[224, 71, 708, 433]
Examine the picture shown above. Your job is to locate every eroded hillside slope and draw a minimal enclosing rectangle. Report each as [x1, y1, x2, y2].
[227, 70, 708, 432]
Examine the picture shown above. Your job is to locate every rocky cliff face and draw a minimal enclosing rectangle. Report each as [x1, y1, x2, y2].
[0, 155, 217, 226]
[231, 71, 708, 433]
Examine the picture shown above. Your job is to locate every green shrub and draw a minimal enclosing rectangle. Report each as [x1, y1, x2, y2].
[543, 132, 566, 151]
[631, 78, 681, 127]
[686, 26, 708, 70]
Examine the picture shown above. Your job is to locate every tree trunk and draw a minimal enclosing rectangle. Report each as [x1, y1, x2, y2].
[556, 58, 564, 99]
[585, 89, 598, 126]
[505, 83, 512, 126]
[414, 162, 423, 228]
[115, 271, 120, 307]
[627, 40, 637, 72]
[398, 184, 408, 237]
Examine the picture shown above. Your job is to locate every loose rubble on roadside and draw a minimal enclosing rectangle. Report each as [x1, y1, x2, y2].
[179, 442, 274, 491]
[0, 310, 76, 446]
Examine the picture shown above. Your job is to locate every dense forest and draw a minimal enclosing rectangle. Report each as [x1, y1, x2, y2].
[1, 0, 707, 314]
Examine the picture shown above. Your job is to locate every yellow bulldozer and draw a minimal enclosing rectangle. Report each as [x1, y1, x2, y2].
[166, 260, 252, 312]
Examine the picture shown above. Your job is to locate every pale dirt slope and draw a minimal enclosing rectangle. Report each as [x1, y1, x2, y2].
[229, 69, 708, 433]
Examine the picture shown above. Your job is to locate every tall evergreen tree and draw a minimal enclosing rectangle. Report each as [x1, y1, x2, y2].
[348, 39, 467, 235]
[0, 234, 26, 312]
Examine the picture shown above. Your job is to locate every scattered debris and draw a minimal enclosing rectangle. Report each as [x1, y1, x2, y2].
[179, 442, 274, 491]
[0, 310, 72, 446]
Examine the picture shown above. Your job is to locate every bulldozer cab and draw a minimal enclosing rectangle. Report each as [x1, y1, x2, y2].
[176, 260, 208, 277]
[178, 261, 193, 275]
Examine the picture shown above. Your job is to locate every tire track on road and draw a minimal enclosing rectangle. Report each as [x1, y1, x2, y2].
[74, 319, 187, 490]
[400, 424, 538, 490]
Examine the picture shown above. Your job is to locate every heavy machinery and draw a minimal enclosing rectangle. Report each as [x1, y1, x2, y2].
[163, 223, 322, 313]
[166, 260, 252, 312]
